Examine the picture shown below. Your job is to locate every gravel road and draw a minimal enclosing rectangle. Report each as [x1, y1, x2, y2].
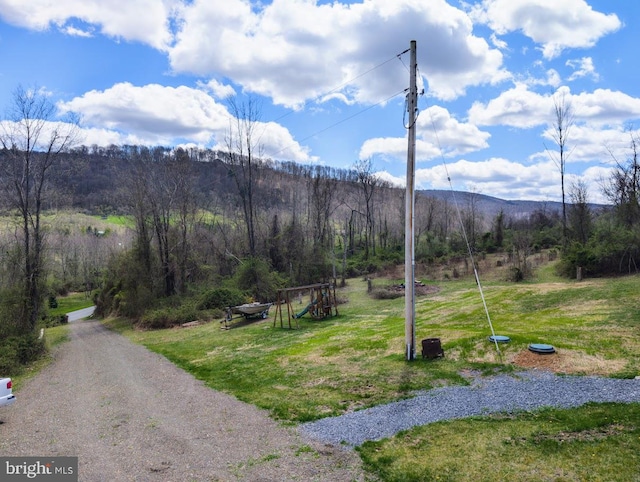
[0, 320, 367, 481]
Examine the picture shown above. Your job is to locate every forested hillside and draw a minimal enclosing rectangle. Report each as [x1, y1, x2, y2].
[49, 144, 572, 286]
[2, 134, 639, 371]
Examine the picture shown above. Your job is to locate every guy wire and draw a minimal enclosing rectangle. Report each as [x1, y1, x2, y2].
[423, 98, 503, 360]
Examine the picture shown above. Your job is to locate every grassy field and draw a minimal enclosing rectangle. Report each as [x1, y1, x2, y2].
[358, 402, 640, 481]
[102, 262, 640, 480]
[49, 292, 95, 317]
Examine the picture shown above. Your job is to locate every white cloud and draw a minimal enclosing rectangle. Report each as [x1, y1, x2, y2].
[255, 121, 317, 163]
[360, 105, 490, 161]
[0, 119, 79, 150]
[416, 106, 491, 157]
[579, 165, 614, 203]
[58, 82, 230, 143]
[169, 0, 508, 106]
[470, 0, 621, 59]
[57, 82, 313, 161]
[544, 70, 562, 88]
[0, 0, 179, 50]
[489, 33, 508, 51]
[75, 126, 153, 147]
[414, 157, 562, 200]
[570, 89, 640, 125]
[538, 124, 640, 165]
[360, 137, 412, 163]
[0, 0, 509, 106]
[521, 68, 561, 88]
[566, 57, 599, 82]
[468, 83, 552, 128]
[375, 155, 613, 203]
[198, 79, 236, 100]
[62, 25, 93, 37]
[371, 170, 405, 188]
[469, 85, 640, 129]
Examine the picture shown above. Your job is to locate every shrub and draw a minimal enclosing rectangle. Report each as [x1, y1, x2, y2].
[346, 257, 382, 278]
[138, 305, 199, 330]
[96, 249, 158, 318]
[0, 333, 46, 373]
[40, 314, 69, 328]
[370, 288, 404, 300]
[556, 243, 598, 278]
[234, 257, 285, 302]
[197, 287, 246, 311]
[507, 266, 524, 282]
[0, 341, 19, 374]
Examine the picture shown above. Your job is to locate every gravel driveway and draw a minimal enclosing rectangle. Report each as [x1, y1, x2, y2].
[0, 320, 367, 481]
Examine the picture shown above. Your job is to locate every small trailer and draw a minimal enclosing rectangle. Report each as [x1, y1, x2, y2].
[222, 302, 272, 329]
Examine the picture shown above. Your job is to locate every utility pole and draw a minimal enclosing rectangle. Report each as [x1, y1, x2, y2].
[405, 40, 417, 361]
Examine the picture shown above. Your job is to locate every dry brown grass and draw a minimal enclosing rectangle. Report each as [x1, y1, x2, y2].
[510, 349, 627, 375]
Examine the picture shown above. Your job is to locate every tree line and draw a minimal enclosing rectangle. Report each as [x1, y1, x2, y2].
[1, 87, 639, 371]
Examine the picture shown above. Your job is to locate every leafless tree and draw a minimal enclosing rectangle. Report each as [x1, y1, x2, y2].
[171, 148, 199, 293]
[0, 85, 78, 333]
[120, 147, 155, 295]
[225, 96, 263, 256]
[416, 195, 437, 246]
[354, 158, 379, 259]
[461, 190, 483, 254]
[602, 133, 640, 228]
[308, 168, 339, 252]
[146, 149, 177, 297]
[568, 180, 592, 244]
[548, 90, 575, 250]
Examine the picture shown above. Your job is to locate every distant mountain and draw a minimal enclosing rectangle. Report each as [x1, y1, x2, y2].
[419, 190, 607, 220]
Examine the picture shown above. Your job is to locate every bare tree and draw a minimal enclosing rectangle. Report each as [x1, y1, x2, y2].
[415, 195, 437, 246]
[126, 147, 198, 298]
[568, 180, 592, 244]
[0, 85, 78, 333]
[170, 148, 199, 294]
[461, 190, 483, 254]
[147, 150, 176, 297]
[121, 146, 155, 296]
[308, 168, 338, 251]
[354, 158, 379, 259]
[548, 90, 575, 250]
[225, 96, 263, 256]
[603, 133, 640, 228]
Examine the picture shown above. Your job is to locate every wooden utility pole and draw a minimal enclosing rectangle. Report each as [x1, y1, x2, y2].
[405, 40, 418, 361]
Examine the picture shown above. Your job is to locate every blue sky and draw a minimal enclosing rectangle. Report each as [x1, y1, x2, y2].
[0, 0, 638, 203]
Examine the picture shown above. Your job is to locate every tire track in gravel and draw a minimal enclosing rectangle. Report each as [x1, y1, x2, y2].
[0, 320, 367, 481]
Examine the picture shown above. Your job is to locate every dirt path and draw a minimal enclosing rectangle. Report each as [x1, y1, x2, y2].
[0, 320, 367, 481]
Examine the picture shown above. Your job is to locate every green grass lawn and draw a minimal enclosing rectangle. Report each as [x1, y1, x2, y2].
[49, 292, 95, 317]
[357, 402, 640, 481]
[103, 269, 640, 480]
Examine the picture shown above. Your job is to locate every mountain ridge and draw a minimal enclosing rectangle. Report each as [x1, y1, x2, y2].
[420, 189, 607, 220]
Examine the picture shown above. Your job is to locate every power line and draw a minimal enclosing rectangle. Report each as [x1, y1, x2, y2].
[272, 47, 411, 125]
[273, 88, 407, 159]
[264, 47, 412, 160]
[226, 48, 411, 162]
[423, 96, 503, 360]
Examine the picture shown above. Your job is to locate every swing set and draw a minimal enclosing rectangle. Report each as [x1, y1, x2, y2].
[273, 283, 338, 329]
